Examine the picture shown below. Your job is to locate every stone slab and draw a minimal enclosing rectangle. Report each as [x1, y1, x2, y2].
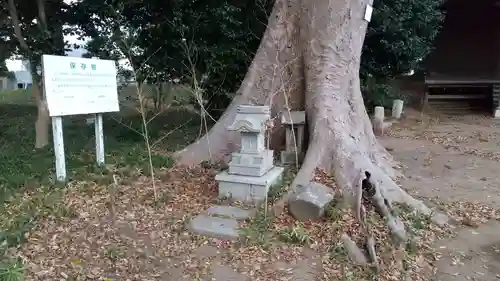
[188, 215, 239, 240]
[207, 205, 252, 220]
[237, 105, 270, 114]
[216, 166, 284, 203]
[228, 150, 274, 177]
[280, 151, 305, 165]
[216, 166, 284, 185]
[281, 111, 306, 125]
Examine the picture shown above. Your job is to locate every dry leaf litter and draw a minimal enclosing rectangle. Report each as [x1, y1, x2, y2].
[2, 155, 497, 280]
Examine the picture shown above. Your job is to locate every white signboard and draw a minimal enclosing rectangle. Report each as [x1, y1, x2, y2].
[42, 55, 120, 116]
[364, 4, 373, 22]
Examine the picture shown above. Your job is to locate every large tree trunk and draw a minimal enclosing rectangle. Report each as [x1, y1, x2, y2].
[176, 0, 442, 219]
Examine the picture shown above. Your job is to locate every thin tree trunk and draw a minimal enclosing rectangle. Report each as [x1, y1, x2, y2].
[32, 74, 50, 148]
[176, 0, 446, 223]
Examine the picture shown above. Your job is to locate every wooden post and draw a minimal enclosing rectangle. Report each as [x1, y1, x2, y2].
[52, 116, 66, 182]
[95, 113, 105, 165]
[91, 56, 106, 166]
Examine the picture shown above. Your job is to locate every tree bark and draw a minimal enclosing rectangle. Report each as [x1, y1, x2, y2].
[32, 73, 50, 149]
[176, 0, 444, 221]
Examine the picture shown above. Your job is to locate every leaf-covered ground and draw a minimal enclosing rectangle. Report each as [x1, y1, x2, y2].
[4, 167, 498, 281]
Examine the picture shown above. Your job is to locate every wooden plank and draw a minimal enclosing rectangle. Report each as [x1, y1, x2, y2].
[427, 84, 491, 88]
[425, 78, 500, 85]
[428, 94, 487, 100]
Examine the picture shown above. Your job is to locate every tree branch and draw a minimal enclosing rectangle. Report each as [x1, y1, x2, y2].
[36, 0, 47, 29]
[7, 0, 30, 52]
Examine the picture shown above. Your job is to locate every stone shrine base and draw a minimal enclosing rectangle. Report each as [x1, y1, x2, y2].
[215, 166, 284, 203]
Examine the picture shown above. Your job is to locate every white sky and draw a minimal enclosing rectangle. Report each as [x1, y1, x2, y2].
[6, 0, 85, 71]
[6, 33, 87, 71]
[5, 0, 134, 72]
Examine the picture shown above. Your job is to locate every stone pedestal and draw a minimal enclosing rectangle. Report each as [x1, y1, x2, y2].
[216, 166, 284, 202]
[215, 105, 284, 203]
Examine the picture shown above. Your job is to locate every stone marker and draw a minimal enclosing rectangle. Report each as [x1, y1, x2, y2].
[288, 182, 334, 221]
[215, 105, 284, 203]
[392, 99, 404, 119]
[373, 106, 385, 136]
[190, 105, 285, 240]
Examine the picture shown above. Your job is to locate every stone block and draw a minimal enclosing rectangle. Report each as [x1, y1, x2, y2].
[188, 215, 239, 240]
[228, 151, 274, 177]
[280, 151, 305, 165]
[216, 166, 284, 203]
[206, 205, 252, 220]
[288, 182, 334, 221]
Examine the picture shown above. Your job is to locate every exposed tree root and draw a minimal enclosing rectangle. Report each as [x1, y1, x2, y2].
[340, 233, 368, 265]
[175, 0, 449, 248]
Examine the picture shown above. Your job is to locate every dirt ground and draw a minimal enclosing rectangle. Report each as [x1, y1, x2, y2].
[383, 109, 500, 281]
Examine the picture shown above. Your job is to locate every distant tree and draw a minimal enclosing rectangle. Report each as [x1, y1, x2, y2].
[0, 61, 12, 77]
[72, 0, 270, 117]
[361, 0, 444, 79]
[360, 0, 445, 107]
[2, 0, 72, 148]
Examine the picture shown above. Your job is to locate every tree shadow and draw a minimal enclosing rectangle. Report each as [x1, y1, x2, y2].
[0, 104, 205, 203]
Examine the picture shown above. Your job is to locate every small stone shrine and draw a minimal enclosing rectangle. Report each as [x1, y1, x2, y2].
[280, 111, 306, 165]
[215, 105, 284, 203]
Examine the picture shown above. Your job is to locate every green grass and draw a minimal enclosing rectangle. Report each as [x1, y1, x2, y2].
[0, 105, 202, 194]
[0, 102, 206, 272]
[0, 89, 33, 105]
